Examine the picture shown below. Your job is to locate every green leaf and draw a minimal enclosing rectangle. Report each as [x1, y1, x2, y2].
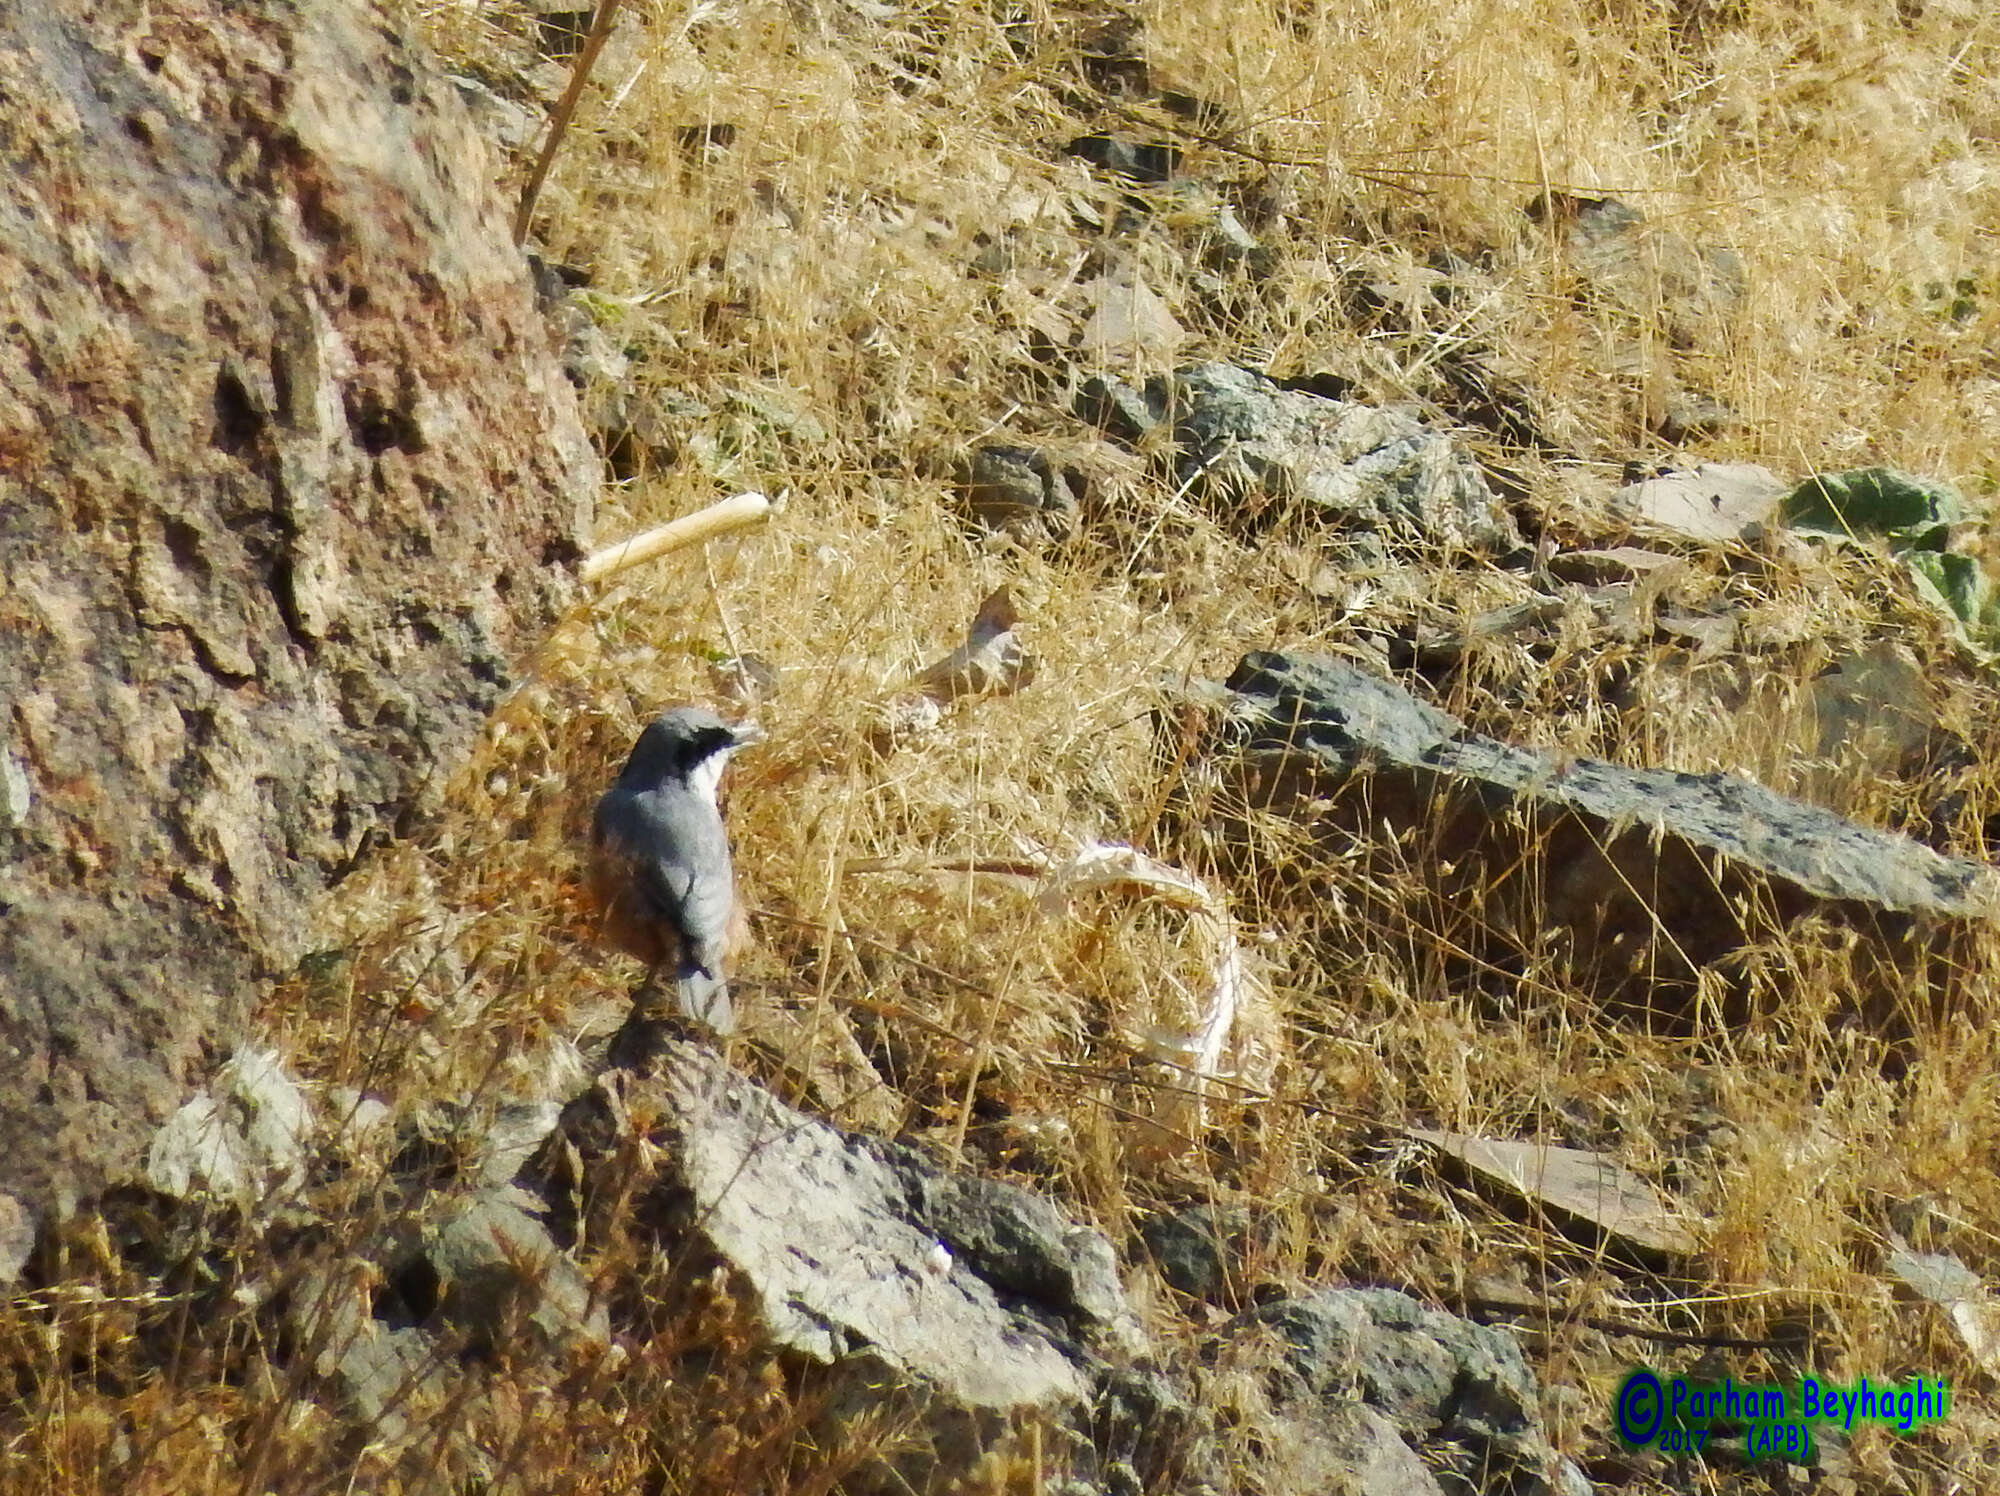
[1779, 467, 1963, 552]
[1903, 551, 2000, 656]
[1904, 550, 1976, 618]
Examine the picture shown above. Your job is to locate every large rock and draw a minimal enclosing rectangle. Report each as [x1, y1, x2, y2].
[1221, 1287, 1591, 1496]
[1211, 651, 1998, 1018]
[530, 1035, 1192, 1493]
[1079, 363, 1520, 551]
[0, 0, 597, 1223]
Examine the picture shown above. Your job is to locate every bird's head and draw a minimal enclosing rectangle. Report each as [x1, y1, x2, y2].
[618, 706, 765, 802]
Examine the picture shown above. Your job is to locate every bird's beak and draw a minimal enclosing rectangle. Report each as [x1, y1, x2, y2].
[728, 720, 767, 749]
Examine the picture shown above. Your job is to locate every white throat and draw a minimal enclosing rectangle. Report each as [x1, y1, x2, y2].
[687, 748, 734, 807]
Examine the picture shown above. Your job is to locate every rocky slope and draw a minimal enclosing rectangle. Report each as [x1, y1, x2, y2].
[6, 0, 2000, 1493]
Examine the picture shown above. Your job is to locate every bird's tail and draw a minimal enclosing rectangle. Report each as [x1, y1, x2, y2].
[669, 962, 735, 1035]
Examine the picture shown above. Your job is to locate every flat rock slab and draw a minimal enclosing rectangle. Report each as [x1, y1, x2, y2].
[1612, 462, 1786, 541]
[1216, 650, 1997, 1012]
[1535, 192, 1745, 340]
[1409, 1128, 1703, 1258]
[661, 1045, 1140, 1386]
[654, 1050, 1097, 1409]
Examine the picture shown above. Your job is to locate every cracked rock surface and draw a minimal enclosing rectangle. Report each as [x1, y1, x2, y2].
[0, 0, 596, 1221]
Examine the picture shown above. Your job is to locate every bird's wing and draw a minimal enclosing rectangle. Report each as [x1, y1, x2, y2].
[598, 786, 736, 977]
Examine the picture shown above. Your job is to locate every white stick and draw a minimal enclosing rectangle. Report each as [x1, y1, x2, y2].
[579, 491, 771, 583]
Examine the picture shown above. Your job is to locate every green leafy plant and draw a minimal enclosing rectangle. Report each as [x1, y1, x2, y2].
[1781, 467, 2000, 653]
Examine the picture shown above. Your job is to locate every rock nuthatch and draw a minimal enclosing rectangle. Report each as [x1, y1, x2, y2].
[589, 706, 761, 1033]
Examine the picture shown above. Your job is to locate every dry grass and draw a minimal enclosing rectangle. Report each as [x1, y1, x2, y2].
[12, 0, 2000, 1491]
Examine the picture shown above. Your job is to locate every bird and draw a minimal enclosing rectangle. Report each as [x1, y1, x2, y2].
[588, 706, 762, 1034]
